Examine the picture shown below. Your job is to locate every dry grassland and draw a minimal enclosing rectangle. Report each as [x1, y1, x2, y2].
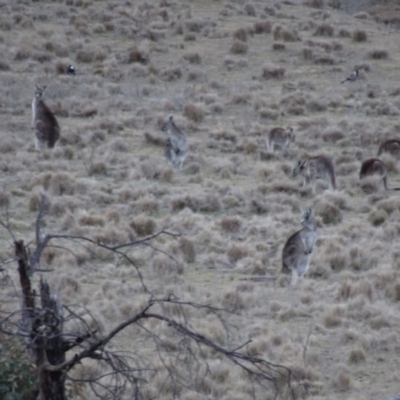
[1, 0, 400, 399]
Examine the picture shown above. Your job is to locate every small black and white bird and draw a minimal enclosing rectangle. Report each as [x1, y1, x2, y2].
[67, 64, 76, 76]
[341, 70, 358, 84]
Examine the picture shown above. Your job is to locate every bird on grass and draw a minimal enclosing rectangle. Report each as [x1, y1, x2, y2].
[341, 69, 358, 84]
[67, 64, 76, 76]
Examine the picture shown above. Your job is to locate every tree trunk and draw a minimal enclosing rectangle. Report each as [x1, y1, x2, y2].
[15, 241, 67, 400]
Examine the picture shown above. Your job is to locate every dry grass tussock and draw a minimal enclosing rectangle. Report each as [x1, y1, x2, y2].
[2, 0, 400, 399]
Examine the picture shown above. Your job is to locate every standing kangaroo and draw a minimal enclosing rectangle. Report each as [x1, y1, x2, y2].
[282, 208, 317, 286]
[359, 158, 400, 191]
[292, 155, 336, 194]
[267, 127, 295, 154]
[161, 116, 189, 170]
[32, 85, 60, 150]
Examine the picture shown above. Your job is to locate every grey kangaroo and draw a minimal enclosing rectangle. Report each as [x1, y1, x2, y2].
[161, 116, 189, 170]
[359, 158, 400, 191]
[31, 85, 60, 150]
[292, 155, 336, 194]
[282, 208, 317, 286]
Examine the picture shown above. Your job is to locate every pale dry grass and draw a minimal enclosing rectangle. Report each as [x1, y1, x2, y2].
[1, 0, 400, 399]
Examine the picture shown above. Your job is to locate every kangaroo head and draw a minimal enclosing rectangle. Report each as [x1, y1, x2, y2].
[161, 116, 174, 133]
[35, 85, 47, 99]
[301, 208, 315, 228]
[292, 160, 305, 177]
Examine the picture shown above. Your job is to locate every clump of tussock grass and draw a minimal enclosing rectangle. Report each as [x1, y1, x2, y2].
[367, 49, 389, 60]
[322, 127, 345, 142]
[385, 278, 400, 302]
[87, 161, 107, 177]
[29, 191, 51, 213]
[219, 216, 242, 233]
[227, 243, 250, 263]
[183, 103, 204, 123]
[273, 25, 300, 42]
[132, 196, 160, 215]
[314, 23, 334, 37]
[161, 67, 182, 81]
[307, 97, 328, 112]
[323, 243, 349, 272]
[182, 52, 201, 64]
[76, 46, 106, 63]
[333, 366, 352, 392]
[0, 60, 10, 71]
[230, 40, 248, 55]
[272, 42, 285, 51]
[352, 29, 367, 42]
[313, 53, 337, 65]
[179, 237, 196, 263]
[44, 172, 76, 196]
[130, 214, 156, 237]
[376, 197, 400, 215]
[78, 212, 106, 227]
[301, 47, 313, 61]
[261, 64, 285, 80]
[233, 27, 248, 42]
[348, 347, 366, 364]
[244, 3, 257, 16]
[127, 46, 148, 64]
[221, 289, 247, 311]
[259, 107, 279, 120]
[360, 175, 381, 194]
[152, 254, 184, 276]
[253, 20, 271, 34]
[368, 209, 388, 227]
[348, 244, 378, 271]
[183, 32, 196, 41]
[143, 131, 165, 147]
[338, 28, 351, 38]
[32, 51, 53, 63]
[337, 279, 373, 301]
[170, 195, 200, 213]
[303, 0, 325, 8]
[314, 199, 342, 225]
[0, 189, 10, 207]
[354, 11, 370, 19]
[236, 138, 258, 154]
[323, 307, 343, 328]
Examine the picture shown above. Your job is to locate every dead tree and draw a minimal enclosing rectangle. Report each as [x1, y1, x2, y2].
[1, 201, 300, 400]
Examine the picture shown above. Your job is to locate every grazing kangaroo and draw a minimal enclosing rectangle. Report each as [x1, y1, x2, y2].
[282, 208, 317, 286]
[31, 85, 60, 150]
[267, 127, 294, 154]
[377, 139, 400, 156]
[161, 116, 189, 170]
[359, 158, 400, 191]
[292, 155, 336, 194]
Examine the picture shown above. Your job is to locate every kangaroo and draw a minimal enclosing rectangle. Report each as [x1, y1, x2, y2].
[359, 158, 400, 191]
[267, 127, 294, 154]
[282, 208, 317, 286]
[161, 116, 189, 170]
[377, 139, 400, 156]
[31, 85, 60, 150]
[292, 155, 336, 194]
